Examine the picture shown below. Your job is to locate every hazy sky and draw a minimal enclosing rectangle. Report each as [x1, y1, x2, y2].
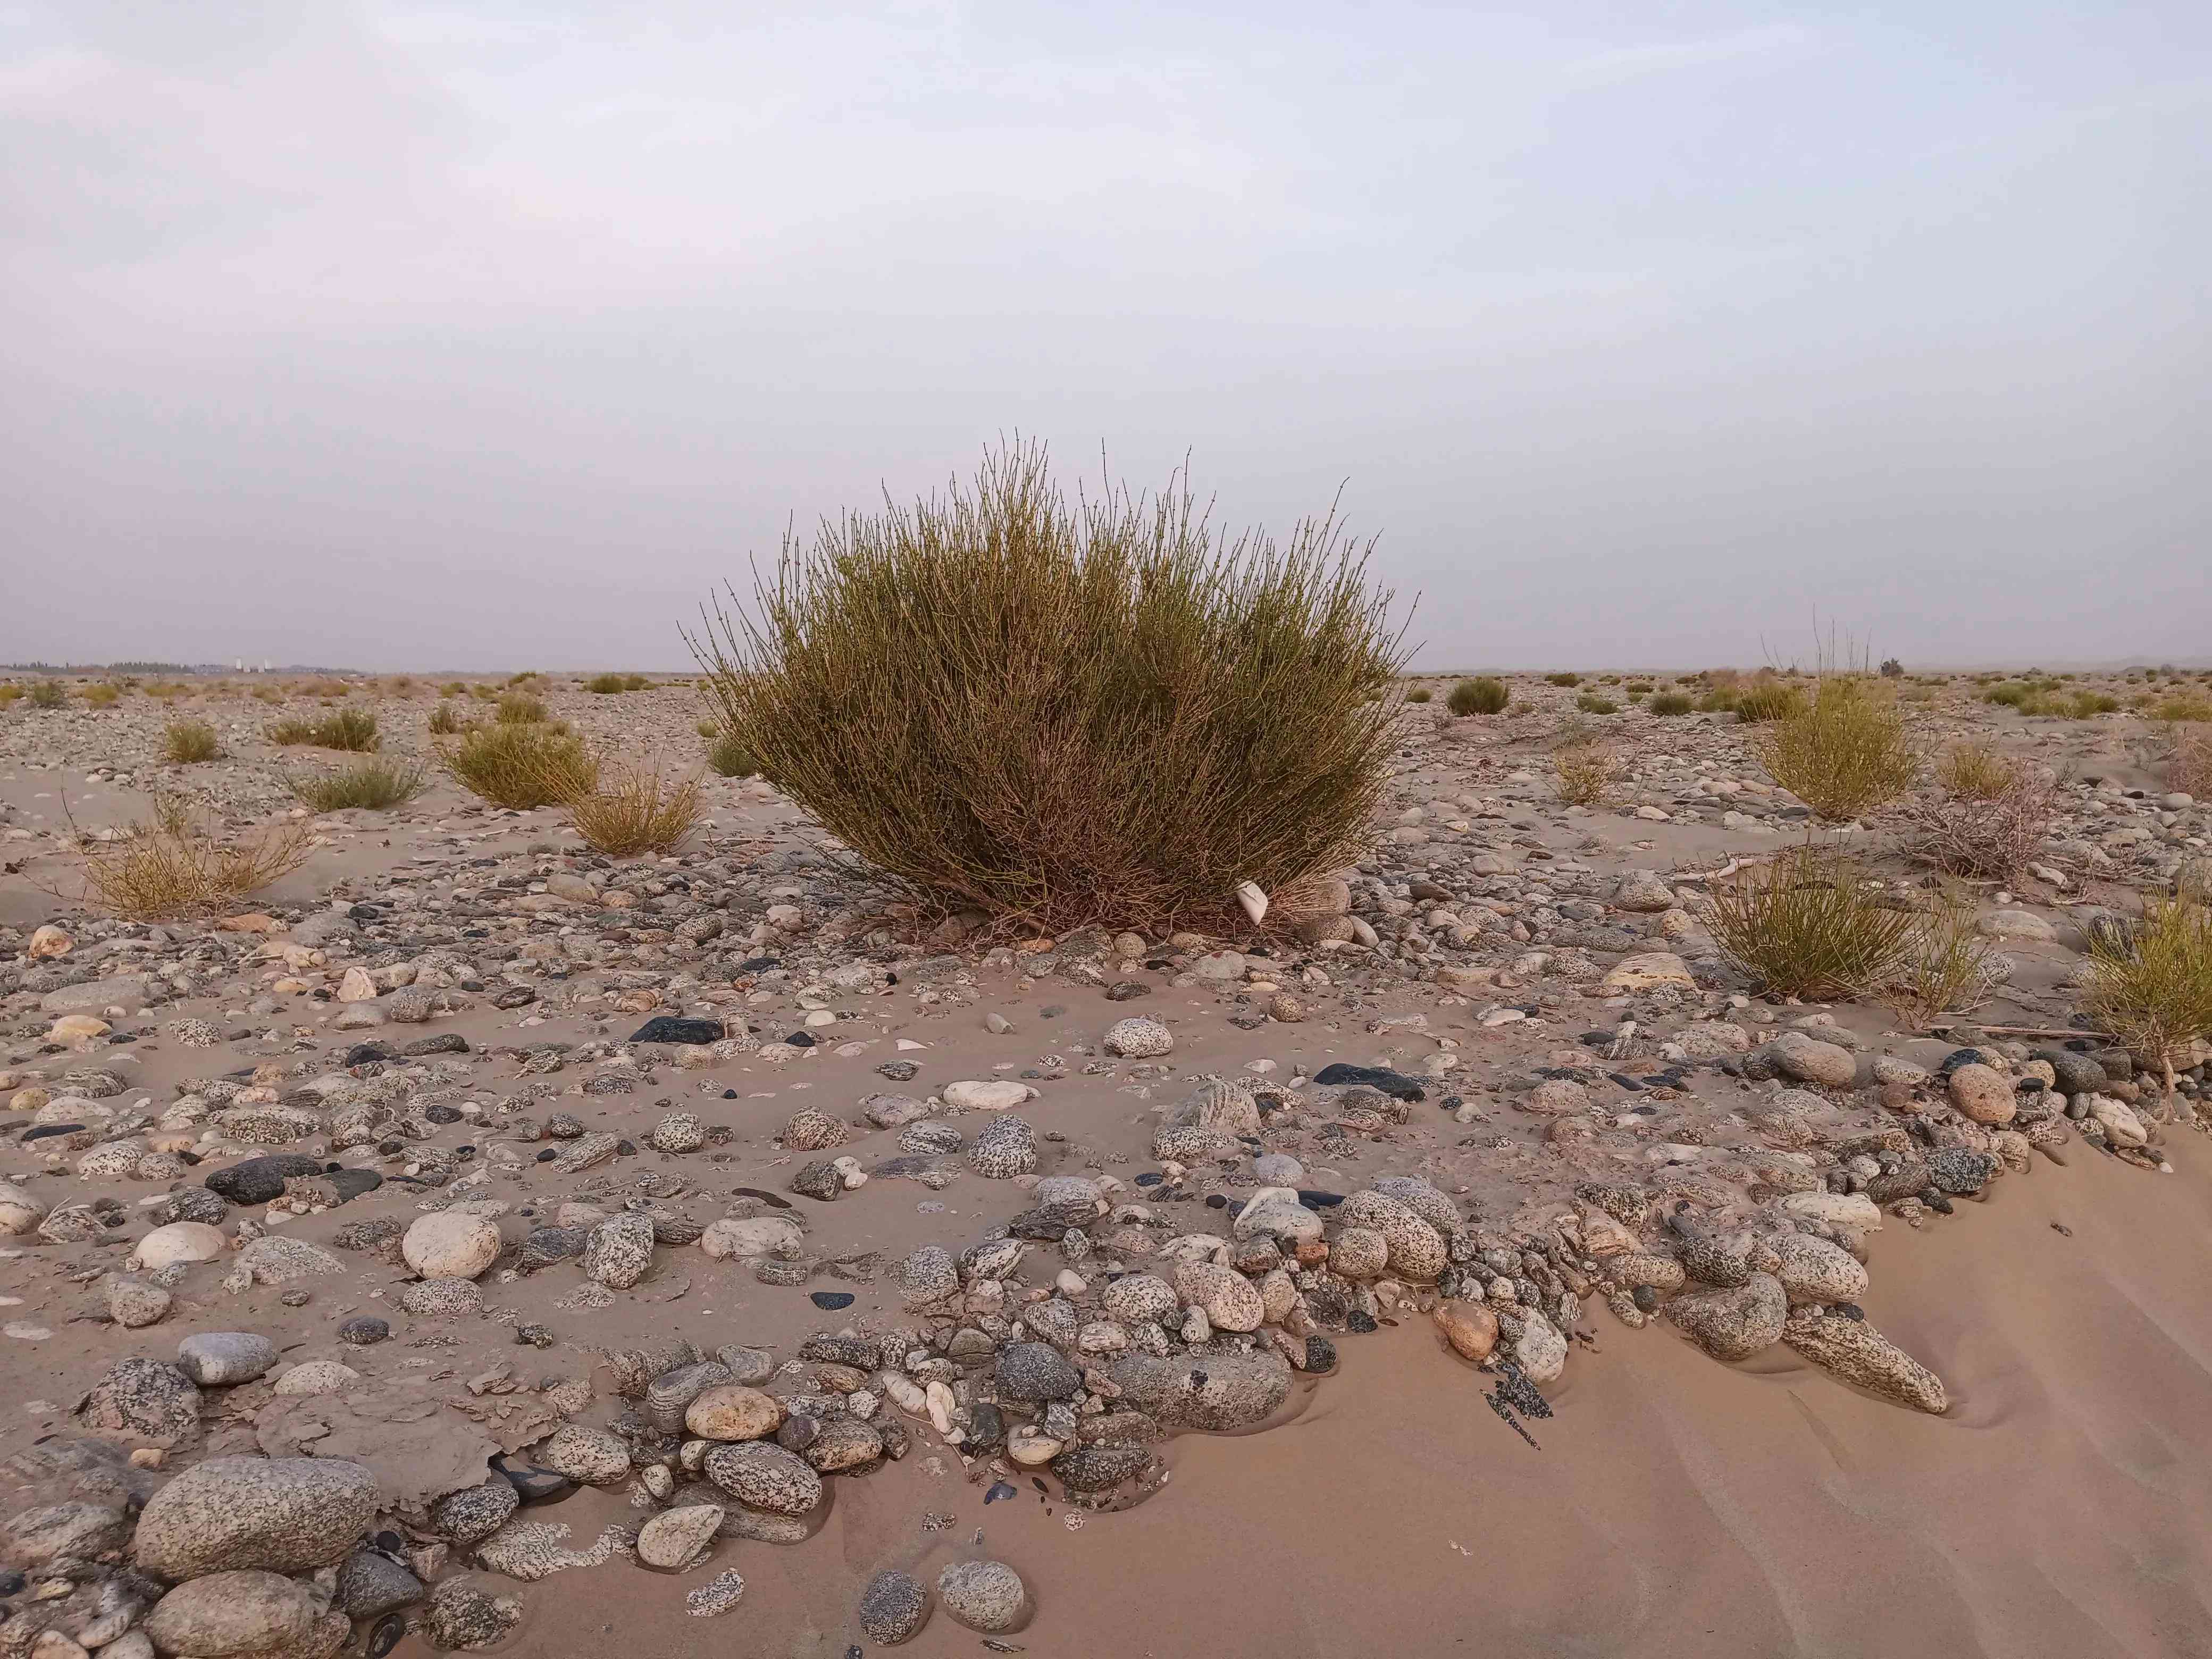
[3, 2, 2206, 672]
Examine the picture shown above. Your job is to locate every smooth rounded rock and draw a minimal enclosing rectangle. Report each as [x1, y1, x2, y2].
[936, 1559, 1030, 1633]
[685, 1385, 785, 1442]
[176, 1332, 279, 1387]
[858, 1569, 932, 1645]
[402, 1211, 501, 1281]
[702, 1441, 822, 1516]
[143, 1570, 320, 1657]
[134, 1456, 379, 1579]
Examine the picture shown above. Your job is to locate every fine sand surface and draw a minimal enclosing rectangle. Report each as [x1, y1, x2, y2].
[514, 1136, 2212, 1659]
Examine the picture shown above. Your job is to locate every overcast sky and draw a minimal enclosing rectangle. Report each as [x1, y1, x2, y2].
[2, 2, 2206, 672]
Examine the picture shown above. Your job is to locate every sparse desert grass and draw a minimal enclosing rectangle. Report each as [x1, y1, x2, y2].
[495, 691, 550, 724]
[2171, 730, 2212, 798]
[689, 439, 1408, 933]
[1711, 843, 1917, 1000]
[251, 684, 283, 703]
[441, 720, 599, 809]
[705, 728, 760, 778]
[1754, 674, 1918, 820]
[1575, 692, 1620, 715]
[1648, 691, 1693, 716]
[1448, 677, 1508, 716]
[568, 761, 703, 857]
[1732, 680, 1803, 723]
[2151, 691, 2212, 724]
[29, 681, 69, 709]
[426, 702, 470, 735]
[1696, 687, 1739, 714]
[1935, 742, 2013, 800]
[1404, 687, 1432, 703]
[1543, 672, 1580, 686]
[163, 719, 222, 764]
[2084, 891, 2212, 1082]
[585, 672, 653, 693]
[266, 708, 380, 751]
[1886, 883, 2001, 1024]
[291, 757, 428, 812]
[81, 683, 120, 708]
[0, 685, 23, 708]
[71, 793, 313, 922]
[1552, 736, 1620, 805]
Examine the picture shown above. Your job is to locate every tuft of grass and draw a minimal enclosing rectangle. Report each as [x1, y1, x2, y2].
[163, 719, 222, 764]
[1934, 742, 2013, 799]
[1753, 674, 1918, 821]
[496, 690, 550, 724]
[1404, 687, 1432, 703]
[1543, 672, 1581, 687]
[1648, 691, 1693, 716]
[291, 757, 428, 812]
[1448, 677, 1509, 716]
[688, 439, 1409, 934]
[81, 683, 120, 708]
[0, 684, 22, 708]
[29, 680, 69, 709]
[568, 761, 703, 857]
[442, 720, 599, 809]
[426, 702, 470, 735]
[2084, 891, 2212, 1082]
[266, 708, 380, 751]
[1575, 692, 1620, 715]
[2151, 691, 2212, 724]
[1885, 883, 2001, 1025]
[1552, 736, 1620, 806]
[584, 673, 631, 694]
[72, 794, 313, 922]
[2170, 730, 2212, 799]
[1710, 843, 1918, 1000]
[1732, 680, 1803, 723]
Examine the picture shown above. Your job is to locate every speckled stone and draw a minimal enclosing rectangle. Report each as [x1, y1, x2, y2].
[78, 1357, 200, 1447]
[648, 1113, 705, 1154]
[996, 1341, 1083, 1402]
[424, 1577, 522, 1649]
[896, 1244, 960, 1309]
[399, 1278, 484, 1319]
[936, 1560, 1030, 1633]
[1100, 1273, 1178, 1325]
[1051, 1442, 1152, 1493]
[1102, 1016, 1174, 1057]
[702, 1441, 823, 1516]
[782, 1108, 848, 1151]
[1666, 1272, 1789, 1361]
[532, 1425, 632, 1485]
[134, 1456, 379, 1578]
[858, 1569, 932, 1645]
[1783, 1310, 1948, 1413]
[432, 1479, 520, 1545]
[584, 1213, 657, 1288]
[969, 1116, 1037, 1179]
[338, 1547, 426, 1618]
[685, 1568, 748, 1618]
[637, 1504, 723, 1570]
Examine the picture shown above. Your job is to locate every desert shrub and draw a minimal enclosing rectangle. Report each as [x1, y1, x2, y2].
[584, 673, 631, 694]
[1648, 692, 1693, 716]
[1886, 883, 2001, 1024]
[705, 728, 760, 778]
[1575, 692, 1620, 715]
[1696, 688, 1739, 714]
[1552, 737, 1619, 806]
[1404, 687, 1430, 703]
[1543, 671, 1580, 686]
[2069, 691, 2120, 717]
[1448, 677, 1508, 716]
[81, 683, 120, 708]
[496, 691, 550, 724]
[72, 794, 313, 921]
[2084, 891, 2212, 1080]
[163, 720, 221, 764]
[1732, 681, 1802, 723]
[568, 761, 703, 857]
[441, 682, 465, 696]
[263, 716, 316, 745]
[268, 708, 379, 751]
[1710, 843, 1917, 1000]
[1753, 675, 1918, 820]
[1624, 680, 1654, 696]
[2151, 691, 2212, 724]
[689, 439, 1408, 932]
[251, 684, 282, 703]
[0, 685, 22, 708]
[2171, 730, 2212, 798]
[624, 673, 650, 690]
[442, 720, 599, 809]
[426, 703, 470, 735]
[467, 684, 498, 702]
[1934, 742, 2013, 799]
[291, 757, 427, 812]
[1880, 658, 1904, 677]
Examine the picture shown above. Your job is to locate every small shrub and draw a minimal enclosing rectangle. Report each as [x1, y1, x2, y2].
[2084, 891, 2212, 1080]
[506, 671, 543, 688]
[72, 794, 313, 921]
[688, 439, 1409, 933]
[1574, 693, 1620, 715]
[427, 703, 470, 735]
[2151, 692, 2212, 724]
[1732, 681, 1802, 723]
[467, 684, 498, 702]
[2069, 691, 2119, 717]
[1448, 677, 1509, 716]
[1934, 742, 2013, 799]
[1886, 883, 1999, 1024]
[624, 673, 651, 691]
[1624, 680, 1654, 696]
[2171, 730, 2212, 798]
[584, 673, 631, 694]
[568, 761, 703, 857]
[82, 683, 120, 708]
[496, 691, 550, 724]
[0, 684, 22, 708]
[291, 757, 428, 811]
[441, 682, 465, 696]
[268, 709, 380, 751]
[1754, 675, 1918, 820]
[251, 684, 283, 703]
[1696, 688, 1739, 714]
[706, 729, 760, 778]
[1553, 738, 1619, 806]
[264, 716, 316, 745]
[442, 721, 599, 809]
[1880, 658, 1904, 678]
[1543, 672, 1580, 686]
[163, 719, 221, 764]
[1648, 692, 1692, 716]
[1710, 843, 1917, 1000]
[1404, 687, 1431, 703]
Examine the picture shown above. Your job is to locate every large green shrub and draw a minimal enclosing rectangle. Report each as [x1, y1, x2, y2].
[690, 442, 1409, 932]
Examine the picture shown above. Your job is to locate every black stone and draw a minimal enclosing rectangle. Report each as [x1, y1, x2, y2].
[22, 1124, 82, 1143]
[343, 1043, 395, 1066]
[424, 1104, 463, 1125]
[1312, 1062, 1427, 1102]
[809, 1291, 855, 1310]
[329, 1169, 384, 1203]
[1303, 1336, 1338, 1374]
[368, 1614, 407, 1659]
[491, 1454, 573, 1504]
[627, 1016, 724, 1046]
[1346, 1310, 1378, 1333]
[348, 904, 383, 921]
[1295, 1189, 1344, 1208]
[738, 957, 781, 973]
[205, 1153, 326, 1204]
[786, 1030, 815, 1048]
[1104, 982, 1152, 1001]
[339, 1317, 390, 1346]
[403, 1033, 471, 1056]
[876, 1060, 919, 1082]
[966, 1402, 1006, 1452]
